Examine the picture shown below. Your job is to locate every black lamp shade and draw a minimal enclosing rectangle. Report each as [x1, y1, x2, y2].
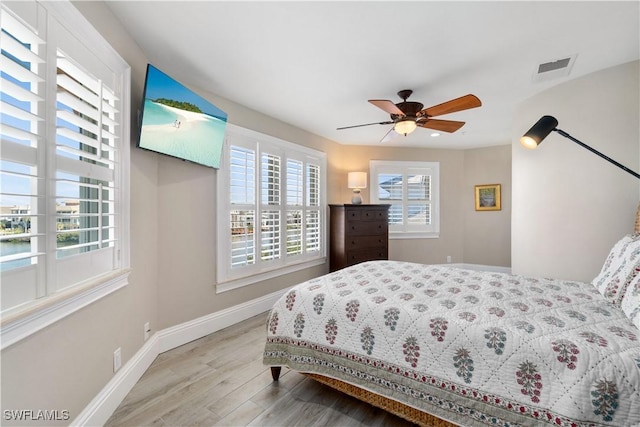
[520, 115, 558, 149]
[520, 115, 640, 180]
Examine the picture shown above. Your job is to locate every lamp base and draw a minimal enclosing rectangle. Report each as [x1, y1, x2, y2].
[351, 189, 362, 204]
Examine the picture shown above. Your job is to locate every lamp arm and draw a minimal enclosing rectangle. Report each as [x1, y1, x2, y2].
[554, 129, 640, 180]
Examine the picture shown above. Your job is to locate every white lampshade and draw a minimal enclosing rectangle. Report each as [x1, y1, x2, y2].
[348, 172, 367, 189]
[394, 119, 417, 135]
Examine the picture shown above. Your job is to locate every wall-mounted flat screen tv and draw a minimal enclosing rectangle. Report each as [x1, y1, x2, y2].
[138, 64, 227, 168]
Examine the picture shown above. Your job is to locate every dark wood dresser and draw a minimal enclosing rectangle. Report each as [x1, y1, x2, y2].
[329, 204, 390, 272]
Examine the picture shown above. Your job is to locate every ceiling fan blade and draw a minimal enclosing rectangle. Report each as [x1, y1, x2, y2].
[337, 120, 394, 130]
[417, 119, 466, 133]
[369, 99, 405, 116]
[420, 94, 482, 118]
[380, 127, 400, 143]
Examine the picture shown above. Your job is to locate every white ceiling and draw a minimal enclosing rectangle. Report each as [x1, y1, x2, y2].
[105, 1, 640, 149]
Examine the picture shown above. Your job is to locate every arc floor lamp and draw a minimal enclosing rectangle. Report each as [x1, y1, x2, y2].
[521, 115, 640, 180]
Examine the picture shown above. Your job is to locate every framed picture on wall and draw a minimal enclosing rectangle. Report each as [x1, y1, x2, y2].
[475, 184, 501, 211]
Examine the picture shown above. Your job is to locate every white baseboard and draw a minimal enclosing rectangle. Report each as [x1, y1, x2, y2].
[71, 333, 160, 427]
[156, 288, 287, 353]
[71, 288, 288, 427]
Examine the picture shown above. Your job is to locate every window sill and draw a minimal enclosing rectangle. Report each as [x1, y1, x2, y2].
[0, 269, 131, 350]
[216, 258, 326, 294]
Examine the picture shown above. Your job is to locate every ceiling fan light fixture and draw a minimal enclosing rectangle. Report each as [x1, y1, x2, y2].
[394, 119, 417, 136]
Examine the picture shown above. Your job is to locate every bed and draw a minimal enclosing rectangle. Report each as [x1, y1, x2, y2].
[263, 237, 640, 426]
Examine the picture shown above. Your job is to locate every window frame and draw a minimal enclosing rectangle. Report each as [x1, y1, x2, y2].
[369, 160, 440, 239]
[0, 0, 131, 349]
[216, 124, 326, 293]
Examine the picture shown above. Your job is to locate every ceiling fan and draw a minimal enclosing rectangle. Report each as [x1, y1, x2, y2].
[337, 90, 482, 142]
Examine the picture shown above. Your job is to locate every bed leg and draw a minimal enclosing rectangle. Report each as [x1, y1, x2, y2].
[270, 366, 282, 381]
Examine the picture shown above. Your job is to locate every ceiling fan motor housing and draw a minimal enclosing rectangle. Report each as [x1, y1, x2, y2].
[392, 101, 424, 120]
[393, 89, 423, 120]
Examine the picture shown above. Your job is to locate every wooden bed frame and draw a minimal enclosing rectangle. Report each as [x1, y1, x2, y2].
[270, 366, 456, 427]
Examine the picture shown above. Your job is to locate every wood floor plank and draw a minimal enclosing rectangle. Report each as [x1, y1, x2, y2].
[248, 369, 307, 411]
[106, 312, 416, 427]
[160, 405, 220, 427]
[107, 367, 183, 422]
[206, 367, 277, 418]
[213, 400, 264, 427]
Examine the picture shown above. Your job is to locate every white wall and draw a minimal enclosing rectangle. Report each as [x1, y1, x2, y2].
[512, 61, 640, 282]
[463, 145, 512, 267]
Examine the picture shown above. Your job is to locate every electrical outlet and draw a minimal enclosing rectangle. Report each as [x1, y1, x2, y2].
[446, 255, 452, 263]
[113, 347, 122, 372]
[144, 322, 150, 341]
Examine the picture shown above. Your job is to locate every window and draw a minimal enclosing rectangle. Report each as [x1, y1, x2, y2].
[217, 125, 326, 292]
[370, 160, 440, 238]
[1, 1, 130, 346]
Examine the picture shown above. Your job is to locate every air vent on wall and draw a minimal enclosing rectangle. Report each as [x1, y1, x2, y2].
[532, 54, 577, 82]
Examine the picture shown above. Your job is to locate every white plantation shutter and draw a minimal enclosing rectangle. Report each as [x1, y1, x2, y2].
[218, 125, 326, 288]
[407, 174, 431, 225]
[286, 159, 303, 257]
[260, 210, 280, 261]
[230, 209, 254, 267]
[376, 173, 403, 225]
[370, 161, 440, 238]
[55, 53, 119, 281]
[261, 153, 280, 205]
[0, 1, 130, 319]
[230, 146, 255, 205]
[229, 146, 255, 267]
[260, 153, 281, 262]
[286, 210, 302, 256]
[305, 163, 320, 253]
[286, 159, 303, 206]
[305, 210, 320, 253]
[306, 163, 320, 206]
[0, 7, 46, 308]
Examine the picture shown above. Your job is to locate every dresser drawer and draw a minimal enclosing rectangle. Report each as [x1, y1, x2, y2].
[346, 248, 388, 264]
[345, 220, 387, 236]
[346, 235, 387, 249]
[345, 208, 388, 222]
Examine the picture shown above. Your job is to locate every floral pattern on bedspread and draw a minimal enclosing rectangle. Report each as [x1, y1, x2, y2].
[263, 261, 640, 427]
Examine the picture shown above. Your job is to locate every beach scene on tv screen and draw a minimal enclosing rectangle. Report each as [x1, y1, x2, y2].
[139, 65, 227, 168]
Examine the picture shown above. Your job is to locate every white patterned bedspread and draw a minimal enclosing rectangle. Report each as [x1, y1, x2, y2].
[263, 261, 640, 427]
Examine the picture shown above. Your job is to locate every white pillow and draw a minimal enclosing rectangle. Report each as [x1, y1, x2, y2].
[620, 275, 640, 330]
[591, 233, 640, 306]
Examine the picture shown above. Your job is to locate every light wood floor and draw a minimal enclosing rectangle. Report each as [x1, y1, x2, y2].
[105, 312, 415, 427]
